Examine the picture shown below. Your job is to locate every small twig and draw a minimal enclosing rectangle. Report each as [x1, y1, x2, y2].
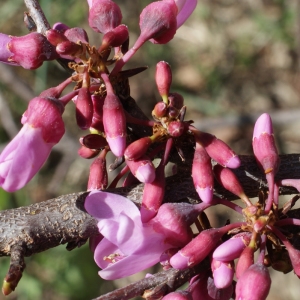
[94, 262, 209, 300]
[23, 0, 51, 34]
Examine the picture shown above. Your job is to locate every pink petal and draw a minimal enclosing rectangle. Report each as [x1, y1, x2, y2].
[176, 0, 197, 28]
[84, 190, 141, 222]
[253, 113, 273, 139]
[98, 233, 169, 280]
[0, 124, 53, 192]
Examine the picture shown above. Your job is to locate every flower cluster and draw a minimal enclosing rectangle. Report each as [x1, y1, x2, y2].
[86, 113, 300, 300]
[1, 1, 300, 299]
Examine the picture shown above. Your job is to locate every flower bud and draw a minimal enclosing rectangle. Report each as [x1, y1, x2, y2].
[76, 72, 93, 130]
[124, 137, 152, 160]
[91, 94, 105, 132]
[192, 139, 214, 203]
[103, 87, 126, 157]
[211, 259, 234, 289]
[2, 32, 57, 69]
[155, 61, 172, 102]
[213, 232, 252, 262]
[56, 40, 84, 57]
[88, 0, 122, 33]
[81, 134, 108, 149]
[52, 22, 69, 33]
[46, 29, 69, 46]
[213, 165, 249, 204]
[64, 27, 89, 44]
[168, 121, 186, 137]
[141, 162, 165, 222]
[125, 156, 156, 184]
[253, 113, 280, 211]
[99, 24, 129, 52]
[236, 246, 255, 279]
[151, 202, 206, 247]
[235, 263, 271, 300]
[87, 148, 108, 190]
[139, 0, 178, 45]
[152, 101, 168, 119]
[170, 227, 228, 269]
[167, 106, 180, 118]
[196, 131, 240, 168]
[253, 113, 279, 174]
[168, 92, 184, 110]
[78, 145, 100, 159]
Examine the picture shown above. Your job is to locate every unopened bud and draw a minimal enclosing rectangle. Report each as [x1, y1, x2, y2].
[139, 0, 178, 45]
[168, 92, 184, 110]
[87, 148, 108, 190]
[192, 138, 214, 203]
[213, 232, 252, 262]
[196, 131, 240, 168]
[64, 27, 89, 44]
[152, 101, 168, 119]
[235, 263, 271, 300]
[88, 0, 122, 33]
[141, 162, 165, 222]
[81, 134, 108, 149]
[124, 137, 152, 160]
[125, 156, 156, 184]
[168, 121, 186, 137]
[78, 145, 100, 159]
[76, 73, 93, 129]
[213, 165, 250, 204]
[211, 259, 234, 289]
[155, 61, 172, 103]
[103, 88, 126, 157]
[99, 24, 129, 52]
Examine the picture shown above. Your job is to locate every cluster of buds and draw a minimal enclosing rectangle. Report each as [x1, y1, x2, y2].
[1, 1, 300, 299]
[85, 112, 300, 300]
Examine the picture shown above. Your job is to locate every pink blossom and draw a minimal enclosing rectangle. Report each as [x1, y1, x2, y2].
[84, 191, 204, 279]
[84, 191, 179, 279]
[0, 32, 57, 69]
[0, 97, 65, 192]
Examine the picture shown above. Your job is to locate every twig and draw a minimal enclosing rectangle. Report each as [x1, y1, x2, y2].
[23, 0, 51, 34]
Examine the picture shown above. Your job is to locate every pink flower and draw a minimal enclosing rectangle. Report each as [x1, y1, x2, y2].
[0, 97, 65, 192]
[84, 191, 198, 280]
[0, 32, 57, 69]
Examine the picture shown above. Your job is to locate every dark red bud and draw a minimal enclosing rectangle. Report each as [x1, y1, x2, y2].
[46, 29, 68, 46]
[124, 137, 152, 160]
[87, 149, 108, 190]
[64, 27, 89, 44]
[99, 24, 129, 52]
[78, 145, 100, 159]
[168, 121, 186, 137]
[155, 61, 172, 100]
[88, 0, 122, 34]
[168, 92, 184, 110]
[82, 134, 108, 149]
[56, 40, 84, 57]
[152, 101, 168, 119]
[76, 73, 93, 130]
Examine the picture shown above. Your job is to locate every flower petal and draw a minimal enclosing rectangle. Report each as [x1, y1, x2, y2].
[84, 190, 141, 222]
[176, 0, 197, 28]
[0, 124, 53, 192]
[98, 233, 169, 280]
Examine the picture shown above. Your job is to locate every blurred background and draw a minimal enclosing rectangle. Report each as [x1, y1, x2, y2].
[0, 0, 300, 299]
